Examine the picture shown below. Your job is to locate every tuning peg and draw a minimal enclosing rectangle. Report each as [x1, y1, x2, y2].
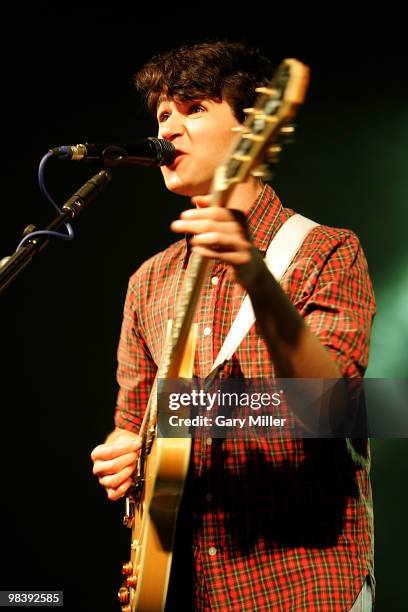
[281, 125, 295, 135]
[231, 126, 248, 133]
[263, 115, 279, 124]
[280, 124, 296, 144]
[262, 145, 282, 167]
[242, 133, 265, 143]
[255, 86, 278, 96]
[232, 153, 252, 162]
[243, 107, 256, 115]
[251, 164, 273, 180]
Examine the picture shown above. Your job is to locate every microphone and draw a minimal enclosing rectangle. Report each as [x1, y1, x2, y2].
[51, 137, 176, 167]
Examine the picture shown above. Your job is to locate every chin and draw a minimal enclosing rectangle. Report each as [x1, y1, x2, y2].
[166, 182, 192, 196]
[164, 178, 211, 198]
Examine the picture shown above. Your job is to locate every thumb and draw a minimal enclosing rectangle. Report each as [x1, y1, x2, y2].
[191, 195, 212, 208]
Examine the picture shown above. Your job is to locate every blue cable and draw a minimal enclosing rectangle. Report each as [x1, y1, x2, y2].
[16, 151, 75, 250]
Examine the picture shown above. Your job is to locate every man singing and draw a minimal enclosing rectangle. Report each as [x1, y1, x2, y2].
[91, 41, 376, 611]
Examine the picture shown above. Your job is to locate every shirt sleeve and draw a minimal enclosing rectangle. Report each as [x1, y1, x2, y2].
[298, 228, 376, 378]
[114, 273, 157, 433]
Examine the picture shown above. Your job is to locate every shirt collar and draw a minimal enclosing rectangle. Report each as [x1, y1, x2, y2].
[246, 183, 284, 254]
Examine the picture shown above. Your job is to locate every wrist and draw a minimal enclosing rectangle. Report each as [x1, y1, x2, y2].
[234, 247, 269, 290]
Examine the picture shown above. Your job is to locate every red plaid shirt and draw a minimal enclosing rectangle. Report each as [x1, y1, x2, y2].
[115, 185, 376, 611]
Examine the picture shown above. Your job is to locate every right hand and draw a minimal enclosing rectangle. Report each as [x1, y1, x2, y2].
[91, 433, 142, 501]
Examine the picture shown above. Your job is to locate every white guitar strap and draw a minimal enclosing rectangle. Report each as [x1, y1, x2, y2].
[210, 213, 320, 373]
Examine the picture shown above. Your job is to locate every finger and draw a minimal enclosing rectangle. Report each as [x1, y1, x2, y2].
[99, 465, 135, 490]
[181, 207, 236, 221]
[91, 437, 141, 462]
[106, 478, 133, 501]
[192, 246, 252, 265]
[171, 219, 243, 237]
[189, 232, 251, 251]
[92, 450, 139, 477]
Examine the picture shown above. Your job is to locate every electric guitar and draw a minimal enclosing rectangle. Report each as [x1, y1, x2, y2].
[117, 58, 310, 612]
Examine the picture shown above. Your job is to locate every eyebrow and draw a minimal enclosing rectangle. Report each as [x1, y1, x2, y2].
[156, 96, 206, 111]
[157, 95, 169, 109]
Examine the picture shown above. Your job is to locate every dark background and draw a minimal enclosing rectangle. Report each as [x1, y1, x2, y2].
[1, 7, 407, 611]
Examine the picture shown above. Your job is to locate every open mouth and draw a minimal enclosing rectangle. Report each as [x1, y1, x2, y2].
[168, 151, 187, 169]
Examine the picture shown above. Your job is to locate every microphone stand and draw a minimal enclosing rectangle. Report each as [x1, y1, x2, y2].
[0, 169, 112, 295]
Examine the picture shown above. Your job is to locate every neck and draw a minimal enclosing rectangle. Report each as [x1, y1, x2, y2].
[224, 178, 264, 213]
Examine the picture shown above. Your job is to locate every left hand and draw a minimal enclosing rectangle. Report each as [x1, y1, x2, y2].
[170, 195, 252, 266]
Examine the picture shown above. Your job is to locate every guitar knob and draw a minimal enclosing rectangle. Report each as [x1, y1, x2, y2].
[122, 561, 133, 575]
[118, 586, 130, 604]
[126, 575, 137, 588]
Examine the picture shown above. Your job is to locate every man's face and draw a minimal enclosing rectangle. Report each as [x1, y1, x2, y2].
[157, 97, 241, 197]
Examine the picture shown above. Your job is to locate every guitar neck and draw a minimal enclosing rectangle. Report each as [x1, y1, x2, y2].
[159, 183, 235, 380]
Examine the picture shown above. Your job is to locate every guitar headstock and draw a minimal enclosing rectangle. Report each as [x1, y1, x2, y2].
[212, 58, 310, 193]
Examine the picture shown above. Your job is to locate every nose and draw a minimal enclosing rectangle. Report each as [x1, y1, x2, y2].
[158, 112, 185, 141]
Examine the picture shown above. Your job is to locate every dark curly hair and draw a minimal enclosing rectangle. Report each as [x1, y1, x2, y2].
[134, 41, 274, 123]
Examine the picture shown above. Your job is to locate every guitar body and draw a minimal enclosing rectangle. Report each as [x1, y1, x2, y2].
[127, 436, 192, 611]
[119, 322, 197, 612]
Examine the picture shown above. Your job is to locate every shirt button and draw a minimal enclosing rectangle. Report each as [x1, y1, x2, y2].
[211, 276, 219, 286]
[206, 493, 213, 502]
[206, 437, 212, 445]
[208, 547, 217, 556]
[203, 327, 212, 336]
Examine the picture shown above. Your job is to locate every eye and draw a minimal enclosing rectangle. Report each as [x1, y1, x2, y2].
[158, 111, 170, 123]
[189, 103, 205, 114]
